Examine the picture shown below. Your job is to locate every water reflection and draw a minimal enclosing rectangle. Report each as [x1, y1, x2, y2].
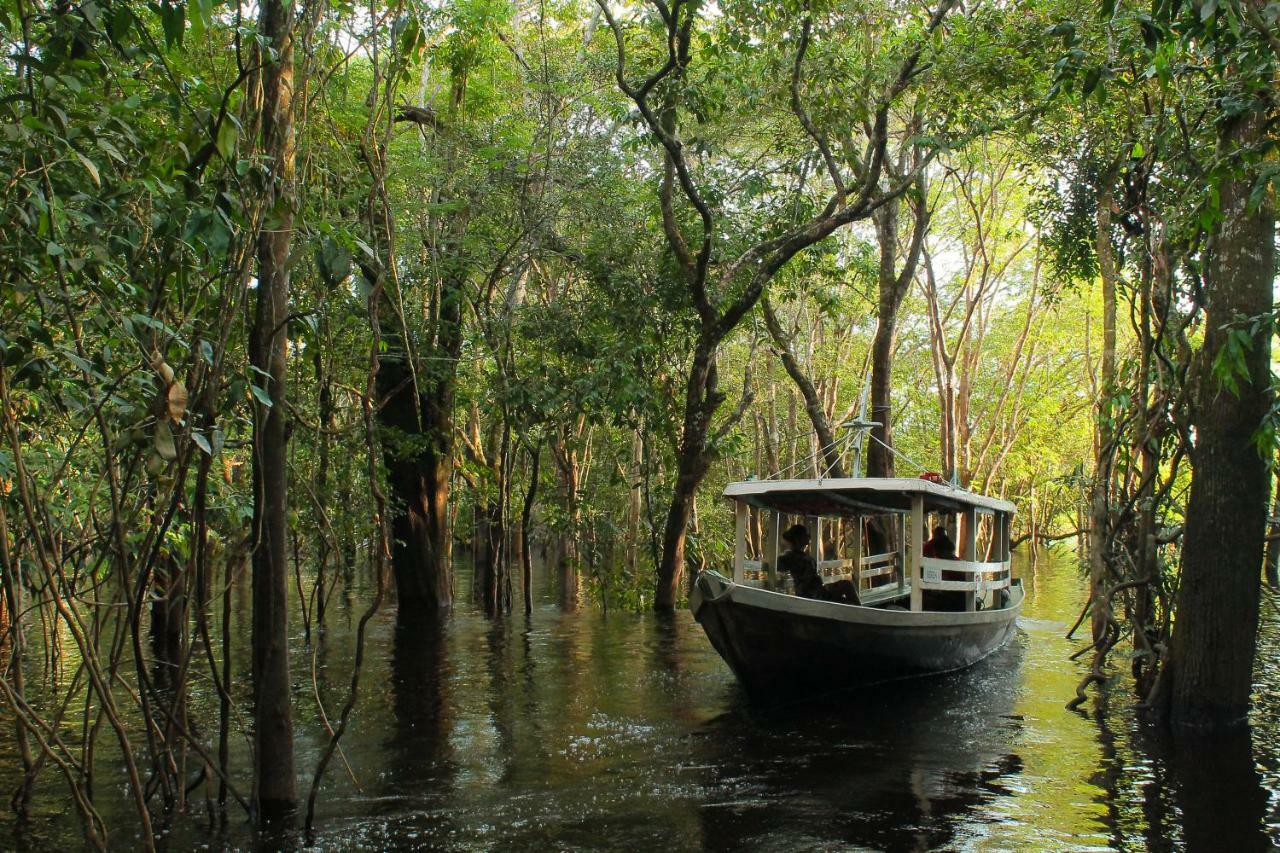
[382, 617, 457, 839]
[2, 550, 1279, 851]
[1169, 728, 1271, 852]
[692, 640, 1026, 852]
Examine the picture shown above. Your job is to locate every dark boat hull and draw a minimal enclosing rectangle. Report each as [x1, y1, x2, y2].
[691, 570, 1022, 700]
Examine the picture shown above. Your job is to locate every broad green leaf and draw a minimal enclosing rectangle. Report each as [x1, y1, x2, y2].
[73, 150, 101, 186]
[155, 419, 177, 460]
[191, 430, 212, 455]
[215, 118, 238, 160]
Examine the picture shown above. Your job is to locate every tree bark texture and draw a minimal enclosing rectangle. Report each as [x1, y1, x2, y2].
[375, 351, 454, 615]
[1167, 109, 1274, 732]
[656, 341, 717, 610]
[867, 194, 927, 478]
[1090, 182, 1118, 648]
[249, 0, 297, 819]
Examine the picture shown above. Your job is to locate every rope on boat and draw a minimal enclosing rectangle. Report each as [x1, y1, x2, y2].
[867, 433, 958, 485]
[769, 431, 855, 480]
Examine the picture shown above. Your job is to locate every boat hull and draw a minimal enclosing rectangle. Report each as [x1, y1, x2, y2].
[691, 570, 1022, 700]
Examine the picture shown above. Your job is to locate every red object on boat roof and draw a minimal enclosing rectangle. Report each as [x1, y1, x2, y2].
[919, 472, 944, 484]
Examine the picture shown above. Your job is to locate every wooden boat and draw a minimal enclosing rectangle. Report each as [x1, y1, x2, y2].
[690, 477, 1023, 700]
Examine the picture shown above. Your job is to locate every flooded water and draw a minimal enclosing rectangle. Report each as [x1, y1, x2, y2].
[3, 548, 1279, 850]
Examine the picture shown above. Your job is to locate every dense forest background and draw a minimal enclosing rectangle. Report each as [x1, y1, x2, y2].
[0, 0, 1276, 844]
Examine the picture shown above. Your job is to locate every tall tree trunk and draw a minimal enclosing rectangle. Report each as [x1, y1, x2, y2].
[657, 341, 718, 610]
[551, 427, 582, 610]
[376, 352, 454, 615]
[867, 191, 899, 478]
[1266, 463, 1280, 589]
[866, 192, 927, 478]
[474, 422, 505, 616]
[249, 0, 296, 818]
[521, 443, 539, 615]
[1090, 181, 1118, 647]
[1167, 109, 1274, 732]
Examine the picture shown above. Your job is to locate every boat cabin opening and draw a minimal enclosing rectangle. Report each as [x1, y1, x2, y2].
[724, 477, 1016, 613]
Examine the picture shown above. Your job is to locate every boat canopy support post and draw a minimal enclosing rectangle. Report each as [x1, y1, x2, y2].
[733, 500, 747, 584]
[764, 511, 779, 590]
[810, 515, 822, 565]
[998, 511, 1010, 562]
[909, 496, 924, 612]
[852, 515, 862, 589]
[962, 507, 978, 612]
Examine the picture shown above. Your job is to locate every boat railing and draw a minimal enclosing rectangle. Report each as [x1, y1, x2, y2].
[858, 551, 899, 588]
[919, 557, 1011, 592]
[817, 558, 853, 579]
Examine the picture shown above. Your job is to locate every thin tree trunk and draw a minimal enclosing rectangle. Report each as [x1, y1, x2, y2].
[1266, 463, 1280, 588]
[1090, 181, 1118, 648]
[521, 443, 540, 615]
[249, 0, 297, 819]
[761, 296, 846, 478]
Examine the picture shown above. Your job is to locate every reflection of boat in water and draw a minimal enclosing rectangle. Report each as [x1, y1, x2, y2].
[691, 635, 1029, 851]
[691, 477, 1023, 700]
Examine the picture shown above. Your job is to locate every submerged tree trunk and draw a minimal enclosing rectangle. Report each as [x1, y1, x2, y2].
[249, 0, 297, 819]
[1266, 463, 1280, 589]
[375, 349, 454, 615]
[656, 341, 718, 610]
[473, 422, 506, 617]
[553, 431, 581, 611]
[1090, 181, 1118, 648]
[1166, 109, 1274, 732]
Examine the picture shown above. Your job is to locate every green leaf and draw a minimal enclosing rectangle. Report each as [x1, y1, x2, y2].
[73, 151, 101, 186]
[189, 0, 212, 39]
[215, 117, 238, 160]
[155, 419, 177, 461]
[1081, 66, 1103, 97]
[191, 430, 212, 455]
[250, 383, 273, 407]
[46, 241, 63, 256]
[160, 2, 185, 49]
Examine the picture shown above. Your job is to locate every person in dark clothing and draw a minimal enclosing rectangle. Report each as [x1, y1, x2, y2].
[776, 524, 858, 603]
[922, 526, 956, 559]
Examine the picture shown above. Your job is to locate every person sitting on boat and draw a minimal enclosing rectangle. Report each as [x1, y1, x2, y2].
[777, 524, 858, 603]
[922, 526, 956, 559]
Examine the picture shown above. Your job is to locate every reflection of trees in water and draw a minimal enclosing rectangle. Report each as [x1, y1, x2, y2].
[385, 617, 456, 829]
[1170, 729, 1270, 852]
[1088, 695, 1179, 851]
[693, 645, 1027, 851]
[1086, 618, 1278, 852]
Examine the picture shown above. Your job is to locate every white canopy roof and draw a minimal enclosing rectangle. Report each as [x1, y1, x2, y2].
[723, 477, 1016, 516]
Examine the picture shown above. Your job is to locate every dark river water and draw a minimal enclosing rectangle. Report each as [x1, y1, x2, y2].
[3, 548, 1279, 850]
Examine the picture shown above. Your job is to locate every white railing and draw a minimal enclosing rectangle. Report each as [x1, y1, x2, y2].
[918, 557, 1011, 592]
[859, 551, 898, 586]
[817, 558, 853, 579]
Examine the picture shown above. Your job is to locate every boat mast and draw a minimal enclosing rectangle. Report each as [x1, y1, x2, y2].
[843, 369, 879, 478]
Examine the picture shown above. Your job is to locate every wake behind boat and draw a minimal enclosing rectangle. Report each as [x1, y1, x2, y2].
[690, 477, 1023, 700]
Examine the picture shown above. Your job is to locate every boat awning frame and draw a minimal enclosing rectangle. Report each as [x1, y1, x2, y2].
[723, 477, 1016, 516]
